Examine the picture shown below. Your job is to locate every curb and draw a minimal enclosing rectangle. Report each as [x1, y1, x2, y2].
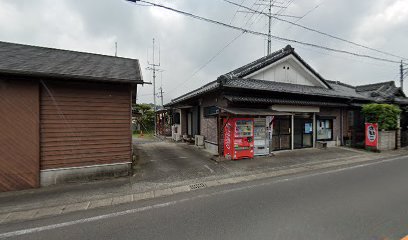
[0, 152, 405, 225]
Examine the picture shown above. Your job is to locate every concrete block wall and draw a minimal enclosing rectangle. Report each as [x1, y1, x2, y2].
[378, 131, 396, 151]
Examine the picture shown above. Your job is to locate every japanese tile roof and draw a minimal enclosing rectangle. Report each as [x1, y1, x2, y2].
[167, 45, 408, 106]
[222, 44, 331, 89]
[164, 80, 220, 106]
[224, 95, 349, 107]
[355, 81, 406, 103]
[0, 41, 143, 83]
[223, 78, 369, 100]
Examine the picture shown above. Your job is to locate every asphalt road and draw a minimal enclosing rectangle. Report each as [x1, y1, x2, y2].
[1, 155, 408, 240]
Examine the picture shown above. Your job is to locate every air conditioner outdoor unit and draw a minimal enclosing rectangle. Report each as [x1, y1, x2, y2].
[195, 135, 204, 146]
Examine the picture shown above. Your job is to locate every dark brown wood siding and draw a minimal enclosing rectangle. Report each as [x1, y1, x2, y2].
[40, 81, 132, 170]
[0, 79, 40, 191]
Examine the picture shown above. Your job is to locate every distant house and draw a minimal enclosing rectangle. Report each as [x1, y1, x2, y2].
[0, 41, 143, 191]
[165, 45, 408, 158]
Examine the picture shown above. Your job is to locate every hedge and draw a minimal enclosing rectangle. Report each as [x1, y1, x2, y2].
[362, 103, 401, 130]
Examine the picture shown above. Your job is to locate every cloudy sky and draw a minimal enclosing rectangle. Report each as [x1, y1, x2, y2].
[1, 0, 407, 104]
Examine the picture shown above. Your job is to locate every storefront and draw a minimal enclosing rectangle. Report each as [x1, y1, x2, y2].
[218, 106, 326, 159]
[165, 45, 376, 158]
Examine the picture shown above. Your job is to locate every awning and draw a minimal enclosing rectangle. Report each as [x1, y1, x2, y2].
[219, 107, 291, 116]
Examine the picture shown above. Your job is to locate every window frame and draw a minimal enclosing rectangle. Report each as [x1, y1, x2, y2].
[316, 118, 334, 141]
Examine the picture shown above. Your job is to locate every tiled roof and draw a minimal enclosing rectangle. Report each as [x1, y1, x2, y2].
[222, 44, 331, 89]
[355, 81, 395, 92]
[223, 45, 293, 79]
[0, 41, 143, 83]
[224, 95, 349, 107]
[356, 81, 405, 102]
[166, 80, 220, 106]
[223, 78, 369, 100]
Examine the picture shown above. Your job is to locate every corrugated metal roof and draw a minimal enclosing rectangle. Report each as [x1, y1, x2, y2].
[0, 41, 143, 83]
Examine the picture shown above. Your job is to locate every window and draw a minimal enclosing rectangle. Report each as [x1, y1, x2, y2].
[317, 119, 333, 141]
[173, 112, 180, 124]
[204, 106, 218, 117]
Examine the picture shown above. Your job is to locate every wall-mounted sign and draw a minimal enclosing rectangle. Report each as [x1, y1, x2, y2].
[365, 123, 378, 147]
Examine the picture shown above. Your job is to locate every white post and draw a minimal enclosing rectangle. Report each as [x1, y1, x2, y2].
[313, 113, 316, 148]
[291, 114, 294, 150]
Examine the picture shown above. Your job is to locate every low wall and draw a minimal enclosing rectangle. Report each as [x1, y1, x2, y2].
[378, 130, 396, 151]
[204, 140, 218, 155]
[40, 162, 131, 186]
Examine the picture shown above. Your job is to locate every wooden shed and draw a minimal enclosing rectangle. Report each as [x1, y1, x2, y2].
[0, 41, 143, 192]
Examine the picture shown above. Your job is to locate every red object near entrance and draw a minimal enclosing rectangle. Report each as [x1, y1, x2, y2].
[365, 123, 378, 148]
[224, 118, 254, 160]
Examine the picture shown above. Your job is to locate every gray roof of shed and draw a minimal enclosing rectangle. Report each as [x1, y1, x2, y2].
[0, 41, 143, 83]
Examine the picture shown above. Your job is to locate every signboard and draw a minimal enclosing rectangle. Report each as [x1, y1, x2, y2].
[365, 123, 378, 147]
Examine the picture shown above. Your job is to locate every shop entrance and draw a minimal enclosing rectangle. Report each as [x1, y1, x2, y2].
[294, 115, 313, 149]
[270, 116, 291, 151]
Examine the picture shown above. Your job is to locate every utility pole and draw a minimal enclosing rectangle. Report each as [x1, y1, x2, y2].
[115, 42, 118, 57]
[146, 38, 163, 135]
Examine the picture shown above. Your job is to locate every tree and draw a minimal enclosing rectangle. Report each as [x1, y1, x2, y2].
[133, 103, 155, 132]
[362, 103, 401, 131]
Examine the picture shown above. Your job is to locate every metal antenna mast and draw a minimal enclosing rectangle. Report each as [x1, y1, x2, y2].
[146, 38, 163, 135]
[159, 87, 164, 108]
[267, 0, 272, 54]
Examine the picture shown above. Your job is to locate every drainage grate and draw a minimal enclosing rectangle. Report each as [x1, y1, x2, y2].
[189, 183, 207, 190]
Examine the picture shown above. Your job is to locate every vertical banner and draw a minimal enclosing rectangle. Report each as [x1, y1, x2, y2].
[365, 123, 378, 148]
[224, 119, 233, 159]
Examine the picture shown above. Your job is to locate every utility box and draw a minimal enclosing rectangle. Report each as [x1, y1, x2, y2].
[195, 135, 204, 146]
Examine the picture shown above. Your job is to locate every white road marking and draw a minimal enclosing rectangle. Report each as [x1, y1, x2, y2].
[204, 165, 215, 173]
[179, 157, 187, 159]
[1, 154, 406, 239]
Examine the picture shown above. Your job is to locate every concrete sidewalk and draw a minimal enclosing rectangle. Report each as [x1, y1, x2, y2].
[0, 145, 406, 225]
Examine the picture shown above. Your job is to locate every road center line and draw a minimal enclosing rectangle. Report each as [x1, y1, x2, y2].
[0, 154, 406, 239]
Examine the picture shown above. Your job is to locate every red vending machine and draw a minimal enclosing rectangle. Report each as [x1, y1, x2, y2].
[224, 118, 254, 160]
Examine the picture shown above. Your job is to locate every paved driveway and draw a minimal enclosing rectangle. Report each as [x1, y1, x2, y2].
[133, 141, 229, 183]
[132, 139, 375, 184]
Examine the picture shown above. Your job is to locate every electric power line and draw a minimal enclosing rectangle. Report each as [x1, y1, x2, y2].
[229, 0, 247, 24]
[166, 32, 245, 94]
[167, 0, 268, 94]
[127, 0, 402, 64]
[222, 0, 408, 61]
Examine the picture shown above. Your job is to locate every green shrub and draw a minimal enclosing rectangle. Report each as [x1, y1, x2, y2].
[362, 103, 401, 130]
